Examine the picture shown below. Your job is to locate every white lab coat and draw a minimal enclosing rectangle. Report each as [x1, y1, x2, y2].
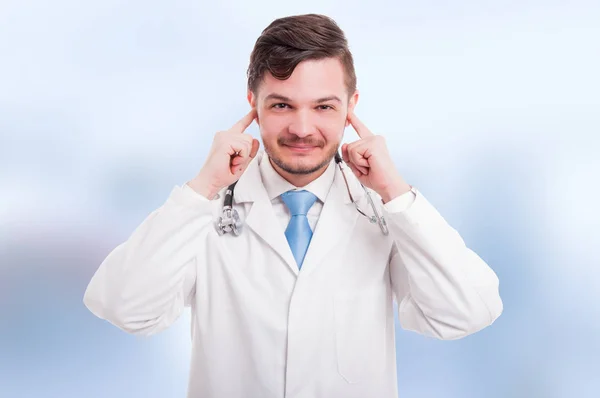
[84, 150, 502, 398]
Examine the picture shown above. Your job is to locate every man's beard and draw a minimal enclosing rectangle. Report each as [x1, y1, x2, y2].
[264, 135, 339, 175]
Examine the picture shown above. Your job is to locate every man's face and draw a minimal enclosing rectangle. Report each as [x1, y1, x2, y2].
[248, 57, 358, 177]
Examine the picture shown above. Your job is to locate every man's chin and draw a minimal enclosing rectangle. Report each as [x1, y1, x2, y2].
[270, 149, 335, 175]
[272, 159, 324, 175]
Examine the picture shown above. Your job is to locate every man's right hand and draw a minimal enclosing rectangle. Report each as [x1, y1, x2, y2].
[187, 109, 260, 199]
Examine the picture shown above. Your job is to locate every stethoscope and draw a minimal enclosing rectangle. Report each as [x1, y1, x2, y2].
[216, 152, 389, 236]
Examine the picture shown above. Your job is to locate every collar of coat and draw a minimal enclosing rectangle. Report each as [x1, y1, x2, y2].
[233, 150, 366, 206]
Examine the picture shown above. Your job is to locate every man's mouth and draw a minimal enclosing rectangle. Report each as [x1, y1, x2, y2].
[284, 144, 318, 152]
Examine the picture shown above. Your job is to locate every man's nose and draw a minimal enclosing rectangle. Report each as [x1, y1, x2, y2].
[288, 110, 316, 137]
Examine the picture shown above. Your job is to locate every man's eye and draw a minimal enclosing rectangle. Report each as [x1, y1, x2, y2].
[272, 103, 290, 109]
[317, 105, 334, 110]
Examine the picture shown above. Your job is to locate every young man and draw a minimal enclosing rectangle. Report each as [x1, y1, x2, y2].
[84, 14, 502, 398]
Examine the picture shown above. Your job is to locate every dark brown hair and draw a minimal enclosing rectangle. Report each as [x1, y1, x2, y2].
[247, 14, 357, 97]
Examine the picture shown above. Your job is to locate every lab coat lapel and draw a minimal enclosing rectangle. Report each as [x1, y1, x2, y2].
[299, 164, 360, 276]
[234, 152, 299, 276]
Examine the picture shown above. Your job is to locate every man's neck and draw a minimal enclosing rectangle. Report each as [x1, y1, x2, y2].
[268, 157, 328, 188]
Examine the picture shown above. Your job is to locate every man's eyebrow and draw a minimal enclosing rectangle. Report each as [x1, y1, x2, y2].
[264, 93, 292, 102]
[315, 95, 342, 104]
[263, 93, 342, 103]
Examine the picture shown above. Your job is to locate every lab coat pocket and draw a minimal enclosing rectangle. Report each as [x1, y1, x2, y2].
[333, 287, 387, 384]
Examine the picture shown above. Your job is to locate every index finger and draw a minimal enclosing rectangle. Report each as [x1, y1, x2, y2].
[230, 108, 257, 134]
[348, 112, 374, 138]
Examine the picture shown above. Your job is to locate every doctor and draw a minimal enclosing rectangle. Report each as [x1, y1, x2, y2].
[84, 13, 502, 398]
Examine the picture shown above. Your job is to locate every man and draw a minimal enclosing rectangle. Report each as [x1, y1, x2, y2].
[84, 14, 503, 398]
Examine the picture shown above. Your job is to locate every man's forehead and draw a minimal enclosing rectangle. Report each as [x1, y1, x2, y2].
[257, 58, 347, 101]
[257, 78, 348, 103]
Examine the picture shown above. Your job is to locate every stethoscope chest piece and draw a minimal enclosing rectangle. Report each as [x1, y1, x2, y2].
[216, 182, 243, 236]
[217, 207, 242, 236]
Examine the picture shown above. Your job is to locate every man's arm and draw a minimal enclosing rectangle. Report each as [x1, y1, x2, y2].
[84, 110, 259, 336]
[341, 112, 502, 339]
[83, 185, 213, 336]
[384, 188, 503, 340]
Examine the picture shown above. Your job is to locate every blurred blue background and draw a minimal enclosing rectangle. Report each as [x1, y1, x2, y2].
[1, 1, 599, 397]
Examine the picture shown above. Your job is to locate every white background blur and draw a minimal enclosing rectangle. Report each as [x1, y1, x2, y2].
[1, 1, 599, 397]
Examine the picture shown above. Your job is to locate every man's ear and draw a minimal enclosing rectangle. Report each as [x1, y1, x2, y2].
[247, 90, 255, 107]
[247, 90, 259, 125]
[345, 90, 359, 127]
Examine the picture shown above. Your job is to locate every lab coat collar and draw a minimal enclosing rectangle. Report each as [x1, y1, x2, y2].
[233, 150, 362, 276]
[234, 150, 359, 205]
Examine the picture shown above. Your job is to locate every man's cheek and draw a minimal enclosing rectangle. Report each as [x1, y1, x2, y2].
[261, 117, 286, 135]
[322, 118, 346, 137]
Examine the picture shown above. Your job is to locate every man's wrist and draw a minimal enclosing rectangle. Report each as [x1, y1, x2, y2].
[186, 176, 221, 200]
[379, 181, 412, 203]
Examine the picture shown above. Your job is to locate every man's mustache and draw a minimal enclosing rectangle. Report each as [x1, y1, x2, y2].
[277, 136, 325, 148]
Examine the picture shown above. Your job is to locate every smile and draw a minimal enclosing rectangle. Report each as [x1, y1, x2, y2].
[284, 145, 319, 153]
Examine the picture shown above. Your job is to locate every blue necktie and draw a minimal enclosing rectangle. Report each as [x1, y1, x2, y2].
[281, 190, 318, 269]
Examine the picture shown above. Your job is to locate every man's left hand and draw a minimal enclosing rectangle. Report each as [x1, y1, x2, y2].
[341, 113, 412, 203]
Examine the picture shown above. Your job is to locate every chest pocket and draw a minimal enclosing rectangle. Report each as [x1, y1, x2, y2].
[333, 286, 389, 383]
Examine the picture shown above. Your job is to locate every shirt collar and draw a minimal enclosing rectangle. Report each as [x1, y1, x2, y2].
[260, 154, 336, 203]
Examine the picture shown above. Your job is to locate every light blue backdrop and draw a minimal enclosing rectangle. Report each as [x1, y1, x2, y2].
[1, 1, 599, 397]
